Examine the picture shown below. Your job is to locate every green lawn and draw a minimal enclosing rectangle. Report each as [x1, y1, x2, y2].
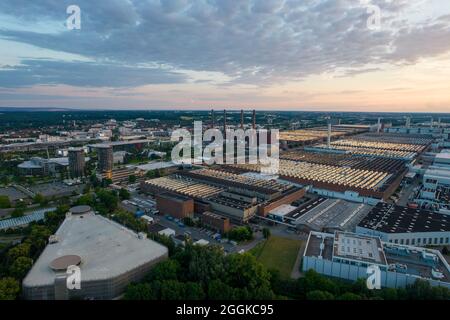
[250, 236, 303, 278]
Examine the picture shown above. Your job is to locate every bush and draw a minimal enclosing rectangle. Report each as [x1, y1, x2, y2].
[0, 195, 11, 209]
[227, 226, 253, 242]
[0, 277, 20, 300]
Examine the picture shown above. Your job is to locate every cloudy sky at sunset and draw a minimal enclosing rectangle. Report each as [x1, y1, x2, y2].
[0, 0, 450, 112]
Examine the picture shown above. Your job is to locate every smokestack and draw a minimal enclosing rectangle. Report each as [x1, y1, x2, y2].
[327, 117, 331, 148]
[240, 109, 244, 129]
[211, 109, 215, 128]
[430, 117, 433, 128]
[252, 109, 256, 130]
[377, 117, 381, 134]
[223, 109, 227, 133]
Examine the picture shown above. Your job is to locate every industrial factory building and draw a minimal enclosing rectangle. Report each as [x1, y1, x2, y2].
[356, 202, 450, 246]
[311, 133, 431, 160]
[231, 155, 406, 204]
[201, 211, 231, 233]
[303, 231, 450, 289]
[156, 192, 194, 219]
[22, 206, 168, 300]
[141, 168, 306, 223]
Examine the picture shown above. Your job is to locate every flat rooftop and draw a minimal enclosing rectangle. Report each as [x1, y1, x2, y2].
[23, 212, 167, 288]
[333, 232, 387, 265]
[305, 231, 450, 283]
[357, 202, 450, 234]
[295, 198, 372, 231]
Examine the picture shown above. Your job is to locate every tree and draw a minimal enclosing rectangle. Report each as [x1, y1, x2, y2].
[262, 228, 271, 239]
[184, 282, 205, 300]
[128, 175, 137, 183]
[208, 279, 239, 300]
[124, 283, 156, 300]
[182, 217, 195, 227]
[28, 225, 52, 253]
[337, 292, 362, 300]
[11, 208, 24, 218]
[307, 290, 335, 300]
[9, 256, 33, 279]
[227, 226, 253, 242]
[33, 193, 46, 206]
[7, 242, 31, 262]
[0, 195, 11, 209]
[119, 188, 131, 201]
[145, 259, 180, 282]
[96, 189, 118, 213]
[225, 253, 272, 292]
[160, 280, 186, 300]
[0, 277, 20, 300]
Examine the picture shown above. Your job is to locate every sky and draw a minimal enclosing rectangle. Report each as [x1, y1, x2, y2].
[0, 0, 450, 112]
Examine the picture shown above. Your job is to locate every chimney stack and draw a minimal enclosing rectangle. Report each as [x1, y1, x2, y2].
[223, 109, 227, 133]
[252, 109, 256, 129]
[240, 109, 244, 129]
[327, 117, 331, 148]
[211, 109, 215, 128]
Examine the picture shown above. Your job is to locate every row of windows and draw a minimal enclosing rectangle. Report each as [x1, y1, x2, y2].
[389, 237, 450, 246]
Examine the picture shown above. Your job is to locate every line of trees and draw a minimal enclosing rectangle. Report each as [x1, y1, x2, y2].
[0, 204, 69, 300]
[124, 241, 450, 300]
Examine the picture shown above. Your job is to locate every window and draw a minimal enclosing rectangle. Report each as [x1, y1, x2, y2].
[411, 239, 415, 245]
[440, 238, 444, 244]
[406, 239, 410, 245]
[434, 238, 438, 245]
[394, 239, 398, 244]
[400, 239, 404, 245]
[418, 238, 421, 244]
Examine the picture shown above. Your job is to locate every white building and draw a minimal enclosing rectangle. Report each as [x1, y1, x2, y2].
[303, 231, 450, 289]
[356, 203, 450, 246]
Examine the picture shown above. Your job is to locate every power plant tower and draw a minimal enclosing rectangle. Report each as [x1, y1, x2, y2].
[430, 116, 434, 128]
[240, 109, 244, 129]
[211, 109, 215, 128]
[377, 117, 381, 134]
[252, 109, 256, 129]
[405, 117, 411, 128]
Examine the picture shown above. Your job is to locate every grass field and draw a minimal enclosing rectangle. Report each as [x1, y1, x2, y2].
[250, 236, 303, 278]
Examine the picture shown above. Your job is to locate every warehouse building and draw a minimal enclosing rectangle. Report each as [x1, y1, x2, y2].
[303, 231, 450, 289]
[201, 211, 231, 233]
[356, 202, 450, 246]
[292, 198, 372, 233]
[22, 206, 168, 300]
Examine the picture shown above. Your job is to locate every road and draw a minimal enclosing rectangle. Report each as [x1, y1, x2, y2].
[397, 179, 420, 206]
